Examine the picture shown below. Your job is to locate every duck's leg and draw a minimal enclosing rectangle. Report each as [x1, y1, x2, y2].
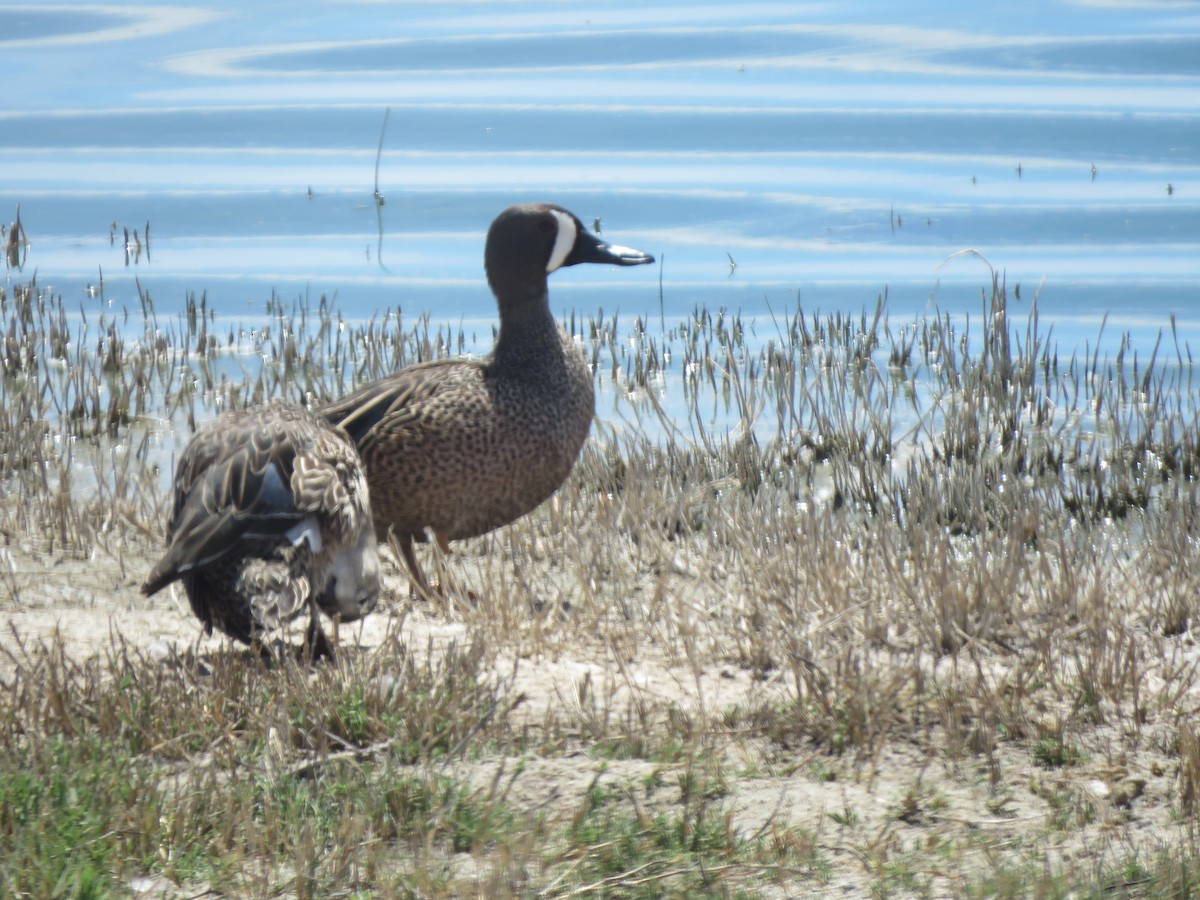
[303, 606, 336, 663]
[433, 530, 480, 604]
[392, 531, 435, 600]
[390, 530, 475, 603]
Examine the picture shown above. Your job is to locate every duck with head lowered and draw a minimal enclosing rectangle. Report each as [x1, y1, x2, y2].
[321, 202, 655, 597]
[142, 400, 381, 661]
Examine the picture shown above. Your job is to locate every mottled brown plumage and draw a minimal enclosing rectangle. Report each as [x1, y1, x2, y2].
[142, 400, 380, 659]
[321, 203, 654, 595]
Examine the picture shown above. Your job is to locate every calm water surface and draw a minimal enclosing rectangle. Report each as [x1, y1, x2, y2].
[2, 1, 1198, 411]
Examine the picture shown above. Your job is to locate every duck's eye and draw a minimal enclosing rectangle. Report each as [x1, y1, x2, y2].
[538, 219, 555, 233]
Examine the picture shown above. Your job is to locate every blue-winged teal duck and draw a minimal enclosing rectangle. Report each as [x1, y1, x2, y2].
[142, 400, 380, 660]
[321, 202, 654, 596]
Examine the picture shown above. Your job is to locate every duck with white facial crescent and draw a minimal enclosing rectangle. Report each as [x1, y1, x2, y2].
[320, 202, 655, 597]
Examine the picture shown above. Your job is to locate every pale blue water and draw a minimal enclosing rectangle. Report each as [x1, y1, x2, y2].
[2, 0, 1197, 365]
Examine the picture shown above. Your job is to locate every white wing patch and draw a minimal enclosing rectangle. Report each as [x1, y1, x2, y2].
[286, 517, 323, 553]
[546, 209, 577, 273]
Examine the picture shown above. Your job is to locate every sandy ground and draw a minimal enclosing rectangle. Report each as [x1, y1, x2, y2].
[2, 537, 1194, 897]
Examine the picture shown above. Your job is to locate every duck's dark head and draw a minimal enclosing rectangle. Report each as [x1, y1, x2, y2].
[485, 203, 654, 301]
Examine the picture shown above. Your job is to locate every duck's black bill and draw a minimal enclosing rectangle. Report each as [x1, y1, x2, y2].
[566, 229, 655, 267]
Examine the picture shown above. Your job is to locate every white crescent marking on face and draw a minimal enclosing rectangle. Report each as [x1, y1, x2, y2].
[546, 209, 577, 273]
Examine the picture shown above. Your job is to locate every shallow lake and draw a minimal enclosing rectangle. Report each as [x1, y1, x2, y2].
[3, 0, 1198, 431]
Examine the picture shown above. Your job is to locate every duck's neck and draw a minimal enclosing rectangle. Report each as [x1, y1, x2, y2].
[492, 289, 565, 368]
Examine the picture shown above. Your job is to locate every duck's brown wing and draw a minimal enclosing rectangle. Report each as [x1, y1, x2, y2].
[319, 357, 484, 452]
[141, 417, 309, 597]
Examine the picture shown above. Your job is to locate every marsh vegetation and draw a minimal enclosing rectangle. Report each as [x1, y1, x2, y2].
[3, 270, 1200, 897]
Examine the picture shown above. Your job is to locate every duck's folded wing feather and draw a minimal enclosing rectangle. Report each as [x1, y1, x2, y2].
[320, 359, 477, 447]
[141, 444, 306, 596]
